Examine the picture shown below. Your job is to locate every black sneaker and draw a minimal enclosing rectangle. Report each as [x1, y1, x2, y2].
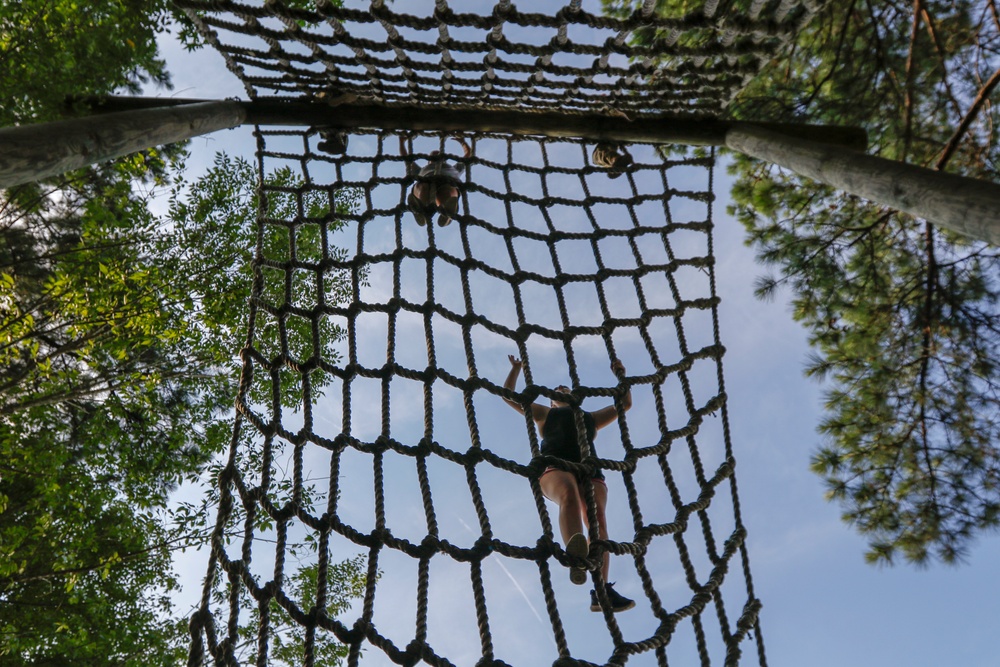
[438, 192, 459, 226]
[590, 583, 635, 613]
[407, 192, 429, 226]
[565, 533, 588, 586]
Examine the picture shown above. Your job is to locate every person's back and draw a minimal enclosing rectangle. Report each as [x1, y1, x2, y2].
[540, 407, 596, 463]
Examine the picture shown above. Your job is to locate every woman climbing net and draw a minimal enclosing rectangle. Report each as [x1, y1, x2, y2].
[503, 355, 635, 614]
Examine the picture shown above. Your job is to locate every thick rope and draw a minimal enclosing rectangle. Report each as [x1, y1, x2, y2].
[175, 0, 813, 116]
[186, 127, 766, 666]
[174, 3, 797, 665]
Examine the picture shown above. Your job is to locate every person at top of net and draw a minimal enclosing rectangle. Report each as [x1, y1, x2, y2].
[400, 135, 470, 227]
[503, 354, 635, 613]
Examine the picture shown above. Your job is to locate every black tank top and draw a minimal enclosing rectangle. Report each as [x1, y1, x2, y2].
[540, 407, 596, 462]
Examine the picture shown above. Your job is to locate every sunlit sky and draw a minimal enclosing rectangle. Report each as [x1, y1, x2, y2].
[149, 4, 1000, 666]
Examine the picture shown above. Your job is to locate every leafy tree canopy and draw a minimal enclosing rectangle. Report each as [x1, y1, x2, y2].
[2, 1, 367, 660]
[0, 156, 228, 663]
[729, 0, 1000, 566]
[1, 150, 365, 664]
[0, 0, 174, 126]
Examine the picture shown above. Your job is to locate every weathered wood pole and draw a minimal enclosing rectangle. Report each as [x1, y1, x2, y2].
[0, 101, 247, 189]
[71, 95, 870, 151]
[726, 124, 1000, 245]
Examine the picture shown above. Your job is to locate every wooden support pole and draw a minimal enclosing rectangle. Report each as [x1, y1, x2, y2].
[0, 101, 246, 189]
[726, 124, 1000, 246]
[286, 105, 868, 150]
[69, 96, 869, 151]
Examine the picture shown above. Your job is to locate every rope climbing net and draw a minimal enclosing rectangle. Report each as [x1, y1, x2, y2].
[174, 0, 816, 116]
[176, 1, 807, 665]
[187, 129, 763, 667]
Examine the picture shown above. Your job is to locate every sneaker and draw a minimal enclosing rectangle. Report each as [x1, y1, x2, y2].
[407, 192, 428, 226]
[438, 192, 459, 226]
[565, 532, 588, 586]
[590, 583, 635, 613]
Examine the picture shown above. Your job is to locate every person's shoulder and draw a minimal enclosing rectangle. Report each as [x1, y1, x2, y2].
[528, 402, 550, 425]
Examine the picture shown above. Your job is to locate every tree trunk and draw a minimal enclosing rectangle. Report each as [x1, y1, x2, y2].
[0, 101, 247, 188]
[726, 124, 1000, 245]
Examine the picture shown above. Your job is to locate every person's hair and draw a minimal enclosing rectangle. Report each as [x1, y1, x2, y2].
[550, 385, 573, 407]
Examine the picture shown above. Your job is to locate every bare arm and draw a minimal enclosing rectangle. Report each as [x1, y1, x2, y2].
[503, 355, 526, 414]
[451, 137, 471, 175]
[591, 359, 632, 430]
[503, 355, 549, 424]
[400, 135, 419, 177]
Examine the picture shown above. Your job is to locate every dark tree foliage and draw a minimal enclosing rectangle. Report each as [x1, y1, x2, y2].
[1, 3, 205, 660]
[0, 161, 229, 663]
[168, 154, 368, 667]
[0, 0, 174, 126]
[1, 2, 364, 662]
[607, 0, 1000, 565]
[1, 153, 365, 664]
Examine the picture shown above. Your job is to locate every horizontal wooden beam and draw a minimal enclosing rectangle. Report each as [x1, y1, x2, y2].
[1, 101, 246, 189]
[69, 96, 869, 150]
[726, 124, 1000, 245]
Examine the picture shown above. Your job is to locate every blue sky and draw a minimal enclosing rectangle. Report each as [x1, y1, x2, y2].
[152, 5, 1000, 666]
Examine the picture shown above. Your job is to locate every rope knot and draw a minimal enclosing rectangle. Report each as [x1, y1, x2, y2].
[419, 534, 440, 556]
[476, 659, 513, 667]
[535, 534, 556, 561]
[402, 639, 425, 667]
[373, 434, 391, 454]
[415, 437, 432, 456]
[472, 535, 495, 558]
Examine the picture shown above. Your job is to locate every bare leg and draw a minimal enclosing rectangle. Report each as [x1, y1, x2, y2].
[574, 480, 609, 581]
[435, 184, 458, 208]
[412, 182, 432, 206]
[591, 481, 610, 582]
[540, 469, 589, 584]
[580, 480, 634, 613]
[539, 470, 585, 544]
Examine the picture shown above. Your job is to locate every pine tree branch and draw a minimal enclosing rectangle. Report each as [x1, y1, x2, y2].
[917, 3, 963, 118]
[918, 221, 942, 525]
[904, 67, 1000, 534]
[863, 0, 903, 105]
[989, 0, 1000, 33]
[934, 65, 1000, 171]
[902, 0, 922, 160]
[800, 0, 858, 111]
